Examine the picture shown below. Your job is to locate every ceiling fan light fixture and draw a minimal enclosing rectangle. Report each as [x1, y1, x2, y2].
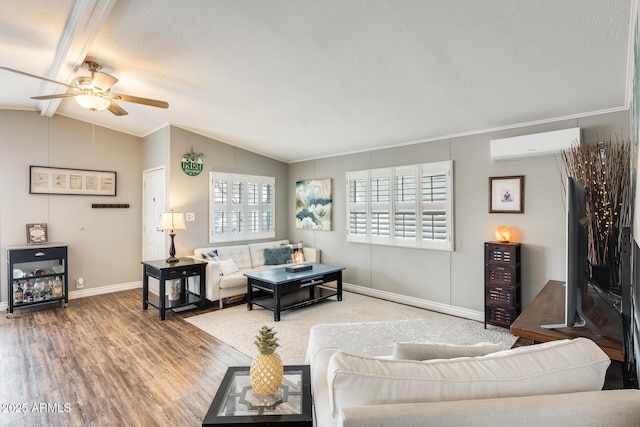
[75, 93, 110, 111]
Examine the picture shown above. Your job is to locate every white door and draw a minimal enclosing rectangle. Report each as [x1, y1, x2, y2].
[142, 167, 166, 262]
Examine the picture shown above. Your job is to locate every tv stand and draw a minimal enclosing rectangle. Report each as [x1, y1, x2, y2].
[541, 283, 604, 336]
[511, 280, 623, 361]
[542, 316, 604, 336]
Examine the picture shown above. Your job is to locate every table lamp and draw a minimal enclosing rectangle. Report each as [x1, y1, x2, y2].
[160, 210, 186, 263]
[494, 225, 511, 242]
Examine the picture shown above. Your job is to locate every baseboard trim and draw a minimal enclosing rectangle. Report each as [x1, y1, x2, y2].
[1, 280, 482, 322]
[343, 283, 484, 322]
[68, 281, 142, 300]
[0, 281, 142, 312]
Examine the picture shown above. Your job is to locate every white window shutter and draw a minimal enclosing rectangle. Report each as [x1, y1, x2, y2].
[346, 161, 453, 251]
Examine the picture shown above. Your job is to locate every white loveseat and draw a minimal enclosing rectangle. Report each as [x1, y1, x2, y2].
[305, 319, 640, 427]
[188, 240, 320, 308]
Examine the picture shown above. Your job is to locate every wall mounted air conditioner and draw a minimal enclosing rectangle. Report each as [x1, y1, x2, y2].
[490, 127, 580, 161]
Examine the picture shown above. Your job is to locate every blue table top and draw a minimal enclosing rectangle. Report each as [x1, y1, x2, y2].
[244, 263, 344, 284]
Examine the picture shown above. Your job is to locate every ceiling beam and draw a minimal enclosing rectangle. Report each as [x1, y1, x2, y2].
[39, 0, 117, 117]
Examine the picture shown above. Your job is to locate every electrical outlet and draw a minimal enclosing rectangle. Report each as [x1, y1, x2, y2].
[186, 212, 195, 221]
[77, 277, 84, 289]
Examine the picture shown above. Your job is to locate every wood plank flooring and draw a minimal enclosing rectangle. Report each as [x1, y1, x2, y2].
[0, 290, 250, 427]
[0, 289, 623, 426]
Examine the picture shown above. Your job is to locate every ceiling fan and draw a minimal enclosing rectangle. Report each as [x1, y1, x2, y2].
[0, 61, 169, 116]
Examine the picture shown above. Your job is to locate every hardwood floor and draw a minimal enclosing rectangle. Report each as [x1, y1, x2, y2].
[0, 290, 624, 426]
[0, 290, 250, 427]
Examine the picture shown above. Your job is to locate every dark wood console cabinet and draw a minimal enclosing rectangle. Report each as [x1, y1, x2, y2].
[6, 243, 69, 318]
[484, 241, 521, 329]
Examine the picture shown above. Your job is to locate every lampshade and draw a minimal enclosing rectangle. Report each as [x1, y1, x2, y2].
[160, 212, 186, 231]
[75, 93, 110, 111]
[494, 225, 511, 242]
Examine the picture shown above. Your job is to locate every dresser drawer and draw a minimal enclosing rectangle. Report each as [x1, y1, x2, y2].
[165, 266, 203, 278]
[484, 243, 520, 266]
[486, 305, 519, 328]
[485, 284, 520, 307]
[9, 246, 67, 263]
[485, 263, 520, 286]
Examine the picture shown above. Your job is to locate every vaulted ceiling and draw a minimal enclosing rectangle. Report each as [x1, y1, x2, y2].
[0, 0, 633, 162]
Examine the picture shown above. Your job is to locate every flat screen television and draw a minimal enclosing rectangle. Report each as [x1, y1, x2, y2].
[542, 176, 603, 335]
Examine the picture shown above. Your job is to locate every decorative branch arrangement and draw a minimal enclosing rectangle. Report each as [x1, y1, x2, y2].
[182, 148, 204, 163]
[561, 137, 630, 290]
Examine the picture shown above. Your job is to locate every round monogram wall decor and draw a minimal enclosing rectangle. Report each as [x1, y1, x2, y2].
[181, 149, 204, 176]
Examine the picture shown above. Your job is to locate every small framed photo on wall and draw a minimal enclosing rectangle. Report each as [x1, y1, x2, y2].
[489, 176, 524, 214]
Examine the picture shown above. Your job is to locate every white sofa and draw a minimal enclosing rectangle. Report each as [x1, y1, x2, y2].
[188, 240, 320, 308]
[305, 319, 640, 427]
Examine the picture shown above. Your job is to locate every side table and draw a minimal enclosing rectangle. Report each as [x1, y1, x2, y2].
[141, 258, 206, 320]
[202, 365, 312, 426]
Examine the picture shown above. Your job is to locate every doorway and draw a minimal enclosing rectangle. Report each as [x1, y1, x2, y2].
[142, 166, 166, 262]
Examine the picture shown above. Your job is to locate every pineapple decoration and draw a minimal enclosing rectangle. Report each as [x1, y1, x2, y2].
[250, 325, 284, 395]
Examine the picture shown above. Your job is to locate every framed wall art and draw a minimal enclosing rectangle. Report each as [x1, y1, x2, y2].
[30, 166, 116, 196]
[489, 175, 524, 214]
[26, 223, 48, 245]
[295, 179, 332, 230]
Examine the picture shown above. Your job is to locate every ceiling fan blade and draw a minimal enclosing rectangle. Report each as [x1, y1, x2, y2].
[91, 72, 118, 92]
[109, 93, 169, 109]
[107, 101, 128, 116]
[31, 93, 78, 100]
[0, 67, 75, 89]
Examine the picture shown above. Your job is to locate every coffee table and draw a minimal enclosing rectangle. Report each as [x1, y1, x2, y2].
[245, 263, 344, 321]
[201, 365, 312, 426]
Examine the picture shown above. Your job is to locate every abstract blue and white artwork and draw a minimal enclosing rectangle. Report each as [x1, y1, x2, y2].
[295, 179, 332, 230]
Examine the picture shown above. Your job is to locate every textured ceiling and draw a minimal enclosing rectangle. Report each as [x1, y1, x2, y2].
[0, 0, 633, 162]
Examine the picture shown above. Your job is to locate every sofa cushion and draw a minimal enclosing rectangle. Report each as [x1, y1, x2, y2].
[219, 272, 247, 289]
[193, 247, 217, 259]
[327, 338, 610, 417]
[392, 341, 507, 360]
[248, 240, 290, 267]
[337, 390, 640, 427]
[201, 249, 219, 261]
[219, 258, 239, 275]
[264, 246, 292, 265]
[216, 245, 253, 269]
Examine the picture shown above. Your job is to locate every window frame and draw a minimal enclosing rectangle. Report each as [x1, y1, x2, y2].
[209, 172, 275, 243]
[345, 160, 453, 251]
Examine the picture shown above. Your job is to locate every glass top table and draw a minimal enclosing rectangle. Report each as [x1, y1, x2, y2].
[202, 365, 312, 426]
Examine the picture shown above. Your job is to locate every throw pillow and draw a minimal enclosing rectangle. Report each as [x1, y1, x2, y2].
[326, 338, 610, 418]
[264, 246, 292, 265]
[392, 341, 507, 360]
[282, 241, 305, 263]
[218, 258, 239, 275]
[201, 249, 219, 261]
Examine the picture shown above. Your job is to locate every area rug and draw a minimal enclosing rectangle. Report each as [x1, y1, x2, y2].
[185, 291, 518, 364]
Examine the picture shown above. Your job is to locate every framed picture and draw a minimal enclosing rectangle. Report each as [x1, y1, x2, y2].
[26, 223, 48, 245]
[30, 166, 116, 196]
[295, 179, 332, 230]
[489, 175, 524, 213]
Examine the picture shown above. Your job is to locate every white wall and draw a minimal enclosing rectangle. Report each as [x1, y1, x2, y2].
[0, 108, 628, 319]
[142, 125, 290, 257]
[288, 111, 630, 317]
[0, 110, 143, 302]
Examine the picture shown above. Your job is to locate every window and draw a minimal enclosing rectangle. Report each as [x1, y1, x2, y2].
[210, 172, 275, 242]
[345, 161, 453, 251]
[347, 174, 368, 242]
